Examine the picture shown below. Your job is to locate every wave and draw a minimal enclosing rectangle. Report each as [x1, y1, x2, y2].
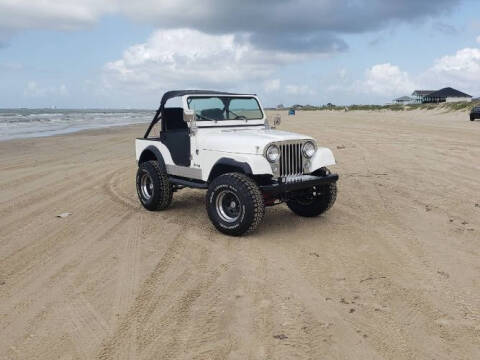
[0, 109, 154, 141]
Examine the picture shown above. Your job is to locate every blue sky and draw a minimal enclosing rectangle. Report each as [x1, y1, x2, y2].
[0, 0, 479, 108]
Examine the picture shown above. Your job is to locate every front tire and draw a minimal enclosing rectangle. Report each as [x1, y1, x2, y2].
[136, 160, 172, 211]
[206, 173, 265, 236]
[287, 182, 337, 217]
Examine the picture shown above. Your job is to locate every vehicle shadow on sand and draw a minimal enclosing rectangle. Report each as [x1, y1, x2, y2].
[166, 188, 331, 238]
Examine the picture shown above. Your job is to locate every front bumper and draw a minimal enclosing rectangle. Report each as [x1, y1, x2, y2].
[260, 173, 339, 194]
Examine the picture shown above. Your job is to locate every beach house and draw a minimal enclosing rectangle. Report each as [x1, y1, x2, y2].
[411, 88, 472, 103]
[411, 90, 435, 104]
[393, 96, 414, 104]
[421, 87, 472, 103]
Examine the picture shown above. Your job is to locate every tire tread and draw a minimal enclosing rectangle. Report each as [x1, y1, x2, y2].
[206, 172, 265, 236]
[229, 173, 265, 234]
[287, 182, 337, 217]
[136, 160, 172, 211]
[150, 160, 173, 210]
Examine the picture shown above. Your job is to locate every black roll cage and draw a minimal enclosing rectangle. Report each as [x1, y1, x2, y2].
[143, 90, 254, 138]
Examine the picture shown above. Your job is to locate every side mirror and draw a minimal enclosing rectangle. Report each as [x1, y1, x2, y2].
[184, 108, 197, 135]
[183, 108, 195, 124]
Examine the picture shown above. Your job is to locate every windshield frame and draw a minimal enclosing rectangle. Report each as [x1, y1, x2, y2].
[185, 95, 265, 124]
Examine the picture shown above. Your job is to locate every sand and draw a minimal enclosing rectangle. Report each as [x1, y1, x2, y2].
[0, 110, 479, 359]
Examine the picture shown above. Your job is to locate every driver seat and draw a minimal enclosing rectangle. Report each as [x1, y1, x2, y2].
[160, 107, 190, 167]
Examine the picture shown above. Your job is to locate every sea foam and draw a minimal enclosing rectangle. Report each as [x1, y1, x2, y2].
[0, 109, 154, 141]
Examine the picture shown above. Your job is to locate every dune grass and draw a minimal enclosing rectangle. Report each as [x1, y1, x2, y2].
[272, 101, 480, 112]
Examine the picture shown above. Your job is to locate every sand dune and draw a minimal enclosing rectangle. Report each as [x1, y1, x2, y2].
[0, 110, 479, 359]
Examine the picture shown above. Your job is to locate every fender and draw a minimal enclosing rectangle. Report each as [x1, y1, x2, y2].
[309, 147, 336, 173]
[208, 157, 253, 181]
[215, 157, 253, 174]
[138, 145, 166, 172]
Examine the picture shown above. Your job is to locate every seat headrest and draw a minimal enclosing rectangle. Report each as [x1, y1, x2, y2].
[163, 107, 187, 130]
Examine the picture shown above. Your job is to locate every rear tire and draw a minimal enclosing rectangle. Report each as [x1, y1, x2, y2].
[206, 173, 265, 236]
[287, 182, 337, 217]
[136, 160, 172, 211]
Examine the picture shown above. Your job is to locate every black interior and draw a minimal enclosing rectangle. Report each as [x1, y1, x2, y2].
[201, 108, 225, 120]
[160, 107, 190, 167]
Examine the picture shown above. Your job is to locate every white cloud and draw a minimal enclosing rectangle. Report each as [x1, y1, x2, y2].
[430, 48, 480, 74]
[359, 63, 415, 96]
[103, 29, 305, 94]
[24, 81, 45, 97]
[264, 79, 280, 92]
[0, 0, 461, 54]
[285, 84, 314, 96]
[421, 47, 480, 95]
[355, 48, 480, 101]
[0, 62, 23, 70]
[24, 81, 69, 97]
[338, 68, 348, 80]
[58, 84, 69, 96]
[0, 0, 113, 30]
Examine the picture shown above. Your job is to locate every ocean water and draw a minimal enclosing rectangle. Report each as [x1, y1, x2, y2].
[0, 109, 155, 141]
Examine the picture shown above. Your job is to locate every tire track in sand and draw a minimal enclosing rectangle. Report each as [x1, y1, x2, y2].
[0, 211, 135, 357]
[108, 211, 143, 360]
[137, 247, 224, 360]
[97, 231, 188, 360]
[63, 294, 112, 359]
[104, 166, 139, 210]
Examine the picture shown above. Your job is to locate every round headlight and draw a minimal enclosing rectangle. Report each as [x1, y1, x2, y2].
[302, 141, 316, 158]
[265, 145, 280, 162]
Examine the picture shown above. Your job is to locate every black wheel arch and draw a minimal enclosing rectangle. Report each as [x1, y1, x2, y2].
[138, 145, 166, 172]
[208, 158, 253, 182]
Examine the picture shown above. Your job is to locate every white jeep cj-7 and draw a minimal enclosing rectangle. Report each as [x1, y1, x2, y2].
[136, 90, 338, 236]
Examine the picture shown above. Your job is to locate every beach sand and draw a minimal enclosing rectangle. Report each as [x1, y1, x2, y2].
[0, 110, 479, 359]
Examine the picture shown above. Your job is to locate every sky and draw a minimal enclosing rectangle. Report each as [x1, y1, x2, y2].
[0, 0, 479, 108]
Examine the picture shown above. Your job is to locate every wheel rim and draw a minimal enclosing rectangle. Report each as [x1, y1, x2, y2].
[140, 172, 154, 200]
[216, 190, 241, 223]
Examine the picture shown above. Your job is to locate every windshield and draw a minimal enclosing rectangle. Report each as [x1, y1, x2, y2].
[187, 96, 263, 121]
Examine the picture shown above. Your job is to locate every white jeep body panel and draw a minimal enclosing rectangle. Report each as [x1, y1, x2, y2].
[136, 135, 273, 181]
[135, 93, 336, 182]
[310, 147, 336, 171]
[196, 128, 313, 154]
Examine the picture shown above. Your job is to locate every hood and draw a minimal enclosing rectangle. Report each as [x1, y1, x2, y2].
[196, 127, 313, 154]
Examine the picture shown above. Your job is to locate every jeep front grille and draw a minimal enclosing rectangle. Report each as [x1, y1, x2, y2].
[279, 142, 304, 177]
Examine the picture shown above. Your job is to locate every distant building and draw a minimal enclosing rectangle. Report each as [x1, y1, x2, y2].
[422, 87, 472, 103]
[411, 90, 435, 103]
[276, 104, 285, 109]
[393, 96, 414, 104]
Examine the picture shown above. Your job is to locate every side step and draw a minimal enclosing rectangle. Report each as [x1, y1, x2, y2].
[168, 176, 208, 189]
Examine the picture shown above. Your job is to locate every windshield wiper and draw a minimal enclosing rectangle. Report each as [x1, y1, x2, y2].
[227, 110, 247, 120]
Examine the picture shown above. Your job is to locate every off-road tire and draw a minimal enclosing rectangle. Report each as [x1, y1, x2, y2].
[206, 173, 265, 236]
[471, 116, 475, 121]
[287, 182, 337, 217]
[136, 160, 172, 211]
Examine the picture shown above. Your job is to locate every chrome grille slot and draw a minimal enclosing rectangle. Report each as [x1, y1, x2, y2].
[279, 141, 304, 177]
